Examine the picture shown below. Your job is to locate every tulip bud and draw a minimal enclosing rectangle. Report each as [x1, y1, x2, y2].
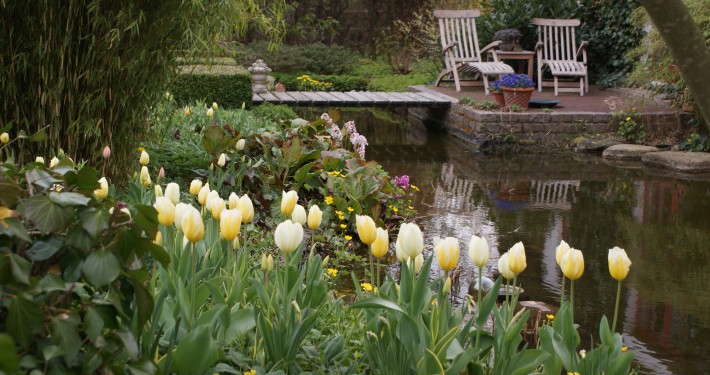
[443, 276, 452, 295]
[197, 185, 210, 206]
[154, 196, 176, 226]
[435, 237, 460, 272]
[291, 204, 307, 225]
[468, 235, 489, 269]
[608, 246, 632, 281]
[212, 102, 219, 110]
[50, 157, 59, 168]
[57, 148, 65, 159]
[561, 248, 584, 281]
[164, 182, 180, 204]
[174, 202, 189, 231]
[220, 208, 242, 240]
[235, 139, 246, 151]
[0, 132, 9, 144]
[140, 150, 150, 166]
[507, 241, 527, 275]
[35, 156, 45, 164]
[228, 192, 239, 209]
[210, 198, 226, 221]
[307, 205, 323, 230]
[274, 220, 304, 254]
[217, 153, 226, 167]
[397, 222, 424, 259]
[182, 206, 204, 243]
[158, 167, 165, 180]
[189, 179, 202, 196]
[209, 163, 214, 171]
[102, 146, 111, 159]
[140, 166, 151, 186]
[370, 228, 389, 258]
[322, 255, 330, 268]
[239, 195, 254, 223]
[155, 185, 163, 197]
[261, 253, 274, 272]
[207, 107, 214, 118]
[498, 253, 515, 280]
[555, 240, 571, 266]
[153, 231, 163, 246]
[205, 190, 220, 211]
[184, 106, 191, 116]
[94, 177, 109, 199]
[395, 237, 407, 262]
[356, 215, 377, 245]
[281, 190, 298, 217]
[414, 253, 424, 274]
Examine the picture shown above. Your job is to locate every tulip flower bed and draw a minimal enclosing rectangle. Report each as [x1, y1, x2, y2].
[1, 108, 636, 374]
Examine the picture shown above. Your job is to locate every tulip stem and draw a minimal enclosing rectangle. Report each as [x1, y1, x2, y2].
[561, 276, 566, 307]
[190, 243, 196, 328]
[569, 279, 574, 322]
[475, 267, 483, 350]
[283, 252, 289, 302]
[369, 251, 375, 289]
[612, 280, 622, 333]
[376, 258, 381, 291]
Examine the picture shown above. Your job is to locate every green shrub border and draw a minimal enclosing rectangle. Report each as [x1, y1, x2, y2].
[171, 72, 253, 109]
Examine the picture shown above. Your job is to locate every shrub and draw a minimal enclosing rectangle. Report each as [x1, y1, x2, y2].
[235, 41, 359, 75]
[170, 71, 253, 109]
[251, 103, 299, 122]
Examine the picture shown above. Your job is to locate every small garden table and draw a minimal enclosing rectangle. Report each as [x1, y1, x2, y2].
[487, 50, 535, 78]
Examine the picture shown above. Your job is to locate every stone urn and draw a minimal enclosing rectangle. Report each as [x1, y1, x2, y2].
[248, 59, 272, 94]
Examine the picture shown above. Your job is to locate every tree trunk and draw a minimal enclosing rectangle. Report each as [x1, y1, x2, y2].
[640, 0, 710, 131]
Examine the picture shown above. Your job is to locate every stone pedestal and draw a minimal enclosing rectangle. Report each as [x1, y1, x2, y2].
[248, 59, 272, 94]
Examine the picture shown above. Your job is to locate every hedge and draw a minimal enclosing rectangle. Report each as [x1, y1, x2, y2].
[171, 72, 253, 109]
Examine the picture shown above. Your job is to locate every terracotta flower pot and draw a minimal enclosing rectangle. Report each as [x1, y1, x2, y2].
[492, 91, 506, 107]
[502, 87, 534, 110]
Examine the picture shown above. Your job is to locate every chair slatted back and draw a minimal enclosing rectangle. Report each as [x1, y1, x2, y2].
[533, 18, 581, 62]
[434, 10, 483, 64]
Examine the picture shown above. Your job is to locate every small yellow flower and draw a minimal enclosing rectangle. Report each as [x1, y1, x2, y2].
[408, 206, 414, 210]
[243, 370, 256, 375]
[324, 196, 334, 205]
[392, 207, 399, 213]
[347, 207, 354, 212]
[546, 314, 555, 320]
[340, 224, 347, 229]
[335, 210, 343, 215]
[344, 235, 352, 241]
[567, 372, 580, 375]
[626, 116, 631, 121]
[338, 215, 345, 220]
[326, 268, 338, 278]
[621, 346, 628, 352]
[411, 185, 420, 191]
[360, 282, 373, 292]
[138, 147, 145, 152]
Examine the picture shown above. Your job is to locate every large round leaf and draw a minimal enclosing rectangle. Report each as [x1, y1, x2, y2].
[82, 249, 120, 288]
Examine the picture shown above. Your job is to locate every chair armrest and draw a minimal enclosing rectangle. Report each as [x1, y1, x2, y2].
[442, 41, 458, 54]
[576, 41, 588, 63]
[535, 41, 543, 51]
[480, 40, 501, 54]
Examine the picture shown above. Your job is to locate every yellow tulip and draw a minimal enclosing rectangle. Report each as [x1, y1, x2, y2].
[49, 157, 59, 168]
[239, 194, 254, 223]
[35, 156, 45, 164]
[414, 253, 424, 274]
[556, 240, 571, 266]
[236, 139, 246, 151]
[139, 166, 151, 185]
[210, 198, 226, 221]
[153, 196, 175, 226]
[140, 150, 150, 166]
[468, 235, 489, 269]
[207, 107, 214, 118]
[307, 205, 323, 230]
[281, 190, 298, 217]
[398, 222, 424, 259]
[155, 185, 163, 197]
[184, 106, 191, 116]
[181, 206, 204, 243]
[0, 132, 9, 143]
[228, 192, 239, 209]
[94, 177, 109, 199]
[608, 246, 632, 281]
[197, 185, 210, 206]
[507, 241, 527, 275]
[261, 253, 274, 272]
[205, 190, 220, 211]
[217, 153, 226, 167]
[395, 237, 407, 262]
[498, 253, 515, 280]
[212, 102, 219, 110]
[189, 179, 202, 196]
[435, 237, 460, 272]
[370, 228, 389, 258]
[274, 220, 303, 254]
[220, 208, 242, 240]
[164, 182, 180, 204]
[153, 231, 163, 246]
[174, 202, 189, 231]
[561, 248, 584, 280]
[291, 204, 307, 225]
[356, 215, 377, 245]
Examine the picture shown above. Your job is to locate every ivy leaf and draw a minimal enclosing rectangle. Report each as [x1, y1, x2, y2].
[0, 217, 31, 242]
[79, 207, 109, 239]
[82, 249, 120, 288]
[0, 333, 20, 373]
[27, 128, 47, 142]
[25, 169, 62, 189]
[20, 196, 75, 233]
[0, 176, 22, 206]
[7, 297, 43, 348]
[26, 237, 64, 261]
[49, 192, 91, 207]
[51, 314, 81, 364]
[8, 252, 31, 284]
[75, 167, 100, 193]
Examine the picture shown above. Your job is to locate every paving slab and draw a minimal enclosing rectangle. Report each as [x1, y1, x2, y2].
[602, 144, 660, 160]
[574, 137, 621, 152]
[642, 151, 710, 173]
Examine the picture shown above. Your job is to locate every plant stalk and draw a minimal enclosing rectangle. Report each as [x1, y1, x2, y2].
[612, 280, 622, 333]
[475, 267, 483, 349]
[561, 275, 566, 307]
[570, 279, 575, 322]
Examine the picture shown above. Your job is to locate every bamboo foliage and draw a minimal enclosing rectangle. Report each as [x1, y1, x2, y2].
[0, 0, 284, 178]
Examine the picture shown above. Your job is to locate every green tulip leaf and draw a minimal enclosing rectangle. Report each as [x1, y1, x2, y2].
[129, 279, 154, 331]
[349, 297, 405, 314]
[173, 325, 221, 375]
[82, 249, 120, 288]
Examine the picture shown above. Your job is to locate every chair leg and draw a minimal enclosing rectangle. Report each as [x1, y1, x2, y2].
[452, 66, 461, 92]
[434, 69, 451, 87]
[537, 65, 543, 92]
[482, 75, 490, 95]
[579, 77, 584, 97]
[585, 73, 589, 93]
[554, 76, 559, 96]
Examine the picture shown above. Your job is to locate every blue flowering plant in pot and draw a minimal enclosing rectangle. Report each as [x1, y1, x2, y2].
[498, 74, 535, 109]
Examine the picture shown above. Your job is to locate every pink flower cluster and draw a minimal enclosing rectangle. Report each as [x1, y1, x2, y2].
[322, 113, 343, 144]
[350, 131, 368, 159]
[394, 175, 410, 189]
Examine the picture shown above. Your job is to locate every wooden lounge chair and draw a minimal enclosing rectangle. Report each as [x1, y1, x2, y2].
[532, 18, 589, 96]
[434, 9, 514, 94]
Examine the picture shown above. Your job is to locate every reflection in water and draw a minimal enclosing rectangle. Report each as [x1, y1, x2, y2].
[339, 108, 710, 375]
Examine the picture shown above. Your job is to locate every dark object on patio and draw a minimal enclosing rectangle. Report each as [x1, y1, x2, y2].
[528, 99, 560, 108]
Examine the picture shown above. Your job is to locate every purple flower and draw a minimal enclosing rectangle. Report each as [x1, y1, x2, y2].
[394, 175, 410, 189]
[330, 124, 343, 143]
[344, 120, 357, 135]
[499, 74, 535, 89]
[321, 113, 333, 125]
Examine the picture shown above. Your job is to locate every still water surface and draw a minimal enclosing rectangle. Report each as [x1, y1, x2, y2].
[334, 108, 710, 375]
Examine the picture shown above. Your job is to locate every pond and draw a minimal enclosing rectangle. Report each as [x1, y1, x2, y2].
[312, 108, 710, 375]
